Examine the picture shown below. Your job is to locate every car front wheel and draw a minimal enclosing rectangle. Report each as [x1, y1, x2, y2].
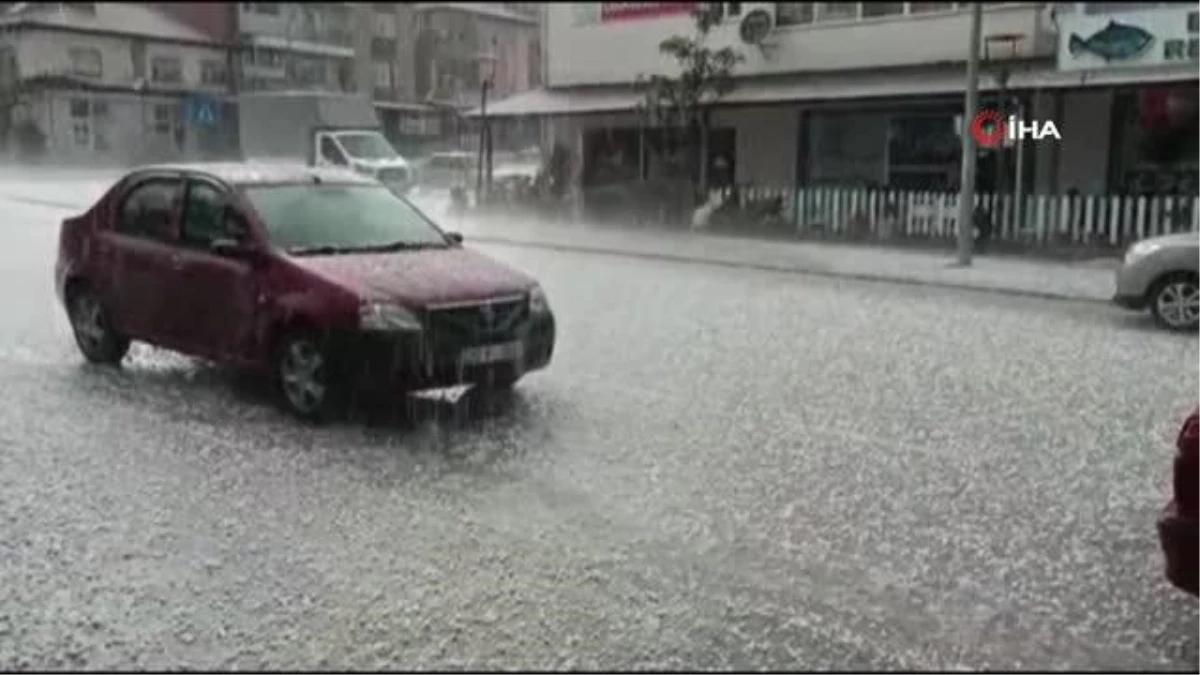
[276, 332, 339, 422]
[1150, 273, 1200, 331]
[67, 285, 130, 365]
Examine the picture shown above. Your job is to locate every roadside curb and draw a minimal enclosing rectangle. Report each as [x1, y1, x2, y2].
[5, 195, 87, 210]
[467, 234, 1112, 305]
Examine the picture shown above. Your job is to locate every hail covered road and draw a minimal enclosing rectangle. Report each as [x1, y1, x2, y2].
[0, 172, 1195, 670]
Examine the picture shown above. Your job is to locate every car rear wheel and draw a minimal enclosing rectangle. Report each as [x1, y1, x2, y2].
[276, 332, 339, 422]
[67, 285, 130, 365]
[1149, 273, 1200, 331]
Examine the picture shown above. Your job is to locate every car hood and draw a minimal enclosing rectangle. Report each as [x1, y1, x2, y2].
[290, 246, 535, 306]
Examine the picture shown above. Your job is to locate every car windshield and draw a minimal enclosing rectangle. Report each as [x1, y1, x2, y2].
[335, 132, 399, 160]
[243, 183, 448, 254]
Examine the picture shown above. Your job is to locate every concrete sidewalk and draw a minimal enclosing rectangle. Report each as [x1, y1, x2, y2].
[436, 210, 1119, 303]
[0, 169, 1119, 303]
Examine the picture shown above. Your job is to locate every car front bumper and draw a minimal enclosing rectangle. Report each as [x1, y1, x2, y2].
[328, 313, 556, 392]
[1111, 291, 1146, 310]
[1157, 500, 1198, 596]
[1112, 258, 1154, 310]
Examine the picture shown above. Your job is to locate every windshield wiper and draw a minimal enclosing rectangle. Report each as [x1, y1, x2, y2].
[361, 241, 446, 252]
[287, 244, 355, 256]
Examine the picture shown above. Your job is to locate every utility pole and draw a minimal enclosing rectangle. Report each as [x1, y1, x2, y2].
[955, 2, 983, 266]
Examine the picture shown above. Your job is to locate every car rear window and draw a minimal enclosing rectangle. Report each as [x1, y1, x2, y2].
[242, 183, 448, 252]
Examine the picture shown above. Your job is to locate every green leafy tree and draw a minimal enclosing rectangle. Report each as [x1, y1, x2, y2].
[636, 5, 743, 198]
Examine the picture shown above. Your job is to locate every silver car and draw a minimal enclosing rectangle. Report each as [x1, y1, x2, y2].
[1113, 232, 1200, 330]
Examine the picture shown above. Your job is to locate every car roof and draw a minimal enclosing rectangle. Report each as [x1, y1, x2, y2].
[128, 161, 377, 188]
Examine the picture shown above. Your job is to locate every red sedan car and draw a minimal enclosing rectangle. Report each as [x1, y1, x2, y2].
[55, 163, 556, 421]
[1158, 407, 1198, 595]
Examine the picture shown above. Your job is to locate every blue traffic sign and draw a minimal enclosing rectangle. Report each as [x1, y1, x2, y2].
[188, 95, 219, 126]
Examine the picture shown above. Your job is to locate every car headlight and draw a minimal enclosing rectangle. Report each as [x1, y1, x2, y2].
[528, 285, 550, 314]
[359, 302, 421, 331]
[1125, 239, 1161, 263]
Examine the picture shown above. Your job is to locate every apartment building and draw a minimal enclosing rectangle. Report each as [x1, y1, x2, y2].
[481, 1, 1197, 201]
[235, 2, 358, 92]
[411, 2, 540, 107]
[0, 2, 231, 164]
[360, 2, 542, 155]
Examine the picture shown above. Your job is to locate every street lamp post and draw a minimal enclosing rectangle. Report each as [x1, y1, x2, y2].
[984, 33, 1024, 236]
[955, 2, 983, 266]
[475, 53, 498, 205]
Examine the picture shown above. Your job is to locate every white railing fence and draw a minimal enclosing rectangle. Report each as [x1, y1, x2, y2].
[791, 188, 1200, 247]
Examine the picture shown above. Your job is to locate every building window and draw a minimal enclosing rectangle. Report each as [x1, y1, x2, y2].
[70, 98, 90, 146]
[292, 57, 327, 87]
[153, 103, 175, 136]
[242, 48, 283, 69]
[150, 56, 183, 84]
[336, 62, 354, 92]
[373, 61, 391, 90]
[908, 2, 956, 13]
[861, 2, 904, 17]
[813, 2, 859, 22]
[775, 2, 815, 25]
[200, 59, 226, 86]
[374, 14, 395, 38]
[68, 47, 102, 79]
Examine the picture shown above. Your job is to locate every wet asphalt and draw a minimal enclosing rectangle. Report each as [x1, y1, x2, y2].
[0, 178, 1197, 670]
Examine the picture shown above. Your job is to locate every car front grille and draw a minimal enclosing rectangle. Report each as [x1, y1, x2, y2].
[422, 297, 527, 350]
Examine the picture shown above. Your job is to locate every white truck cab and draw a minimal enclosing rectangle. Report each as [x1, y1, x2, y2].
[313, 129, 413, 195]
[239, 91, 415, 195]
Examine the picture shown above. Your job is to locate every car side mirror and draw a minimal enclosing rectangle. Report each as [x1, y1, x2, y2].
[447, 231, 464, 245]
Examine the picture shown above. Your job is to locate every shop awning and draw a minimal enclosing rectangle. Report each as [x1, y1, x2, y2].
[471, 87, 642, 118]
[469, 63, 1199, 119]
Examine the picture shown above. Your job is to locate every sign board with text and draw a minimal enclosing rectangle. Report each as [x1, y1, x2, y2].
[573, 2, 696, 26]
[1057, 6, 1199, 71]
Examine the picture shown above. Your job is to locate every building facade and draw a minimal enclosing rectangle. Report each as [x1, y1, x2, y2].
[366, 2, 543, 155]
[0, 2, 232, 164]
[1050, 2, 1197, 197]
[235, 2, 358, 93]
[483, 1, 1198, 205]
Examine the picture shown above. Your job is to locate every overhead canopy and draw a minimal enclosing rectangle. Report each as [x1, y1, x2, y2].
[468, 63, 1200, 119]
[471, 87, 641, 118]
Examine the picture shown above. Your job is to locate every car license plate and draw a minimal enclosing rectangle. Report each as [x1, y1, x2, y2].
[459, 341, 522, 366]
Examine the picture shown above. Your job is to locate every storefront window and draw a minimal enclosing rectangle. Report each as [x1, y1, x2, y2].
[862, 2, 904, 17]
[808, 112, 888, 186]
[813, 2, 859, 22]
[1110, 84, 1199, 196]
[775, 2, 815, 25]
[908, 2, 955, 13]
[887, 113, 960, 191]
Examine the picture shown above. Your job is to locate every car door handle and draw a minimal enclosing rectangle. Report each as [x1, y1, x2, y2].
[170, 255, 184, 271]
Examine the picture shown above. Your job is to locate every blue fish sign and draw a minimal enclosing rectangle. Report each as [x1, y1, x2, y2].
[1068, 20, 1154, 61]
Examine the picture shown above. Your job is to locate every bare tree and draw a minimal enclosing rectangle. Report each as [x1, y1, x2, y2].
[636, 5, 742, 198]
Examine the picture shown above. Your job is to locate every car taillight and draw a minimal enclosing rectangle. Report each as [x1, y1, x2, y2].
[1174, 411, 1199, 519]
